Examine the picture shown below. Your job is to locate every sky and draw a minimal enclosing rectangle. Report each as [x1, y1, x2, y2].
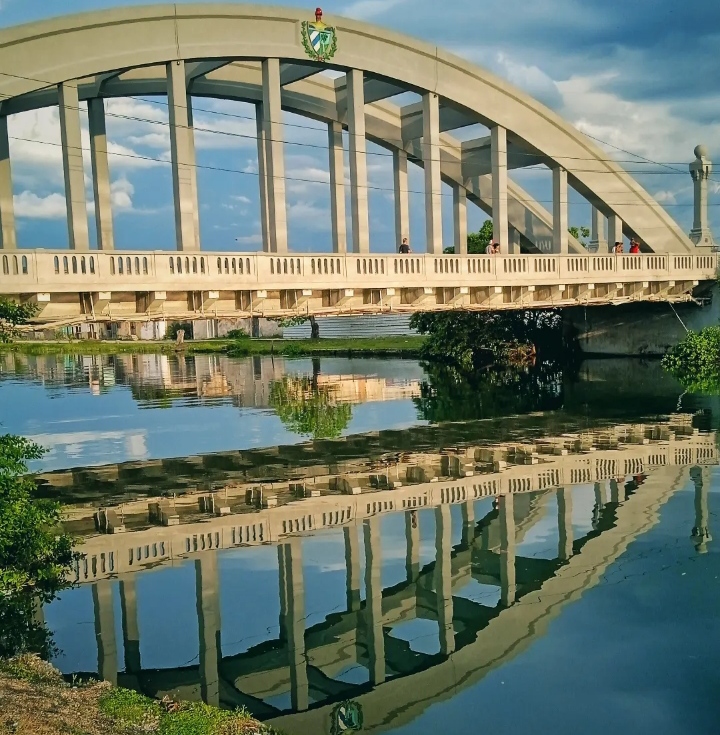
[2, 0, 719, 252]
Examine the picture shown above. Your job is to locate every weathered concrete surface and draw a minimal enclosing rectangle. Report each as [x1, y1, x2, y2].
[565, 284, 719, 356]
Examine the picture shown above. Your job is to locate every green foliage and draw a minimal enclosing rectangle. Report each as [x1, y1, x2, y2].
[99, 688, 279, 734]
[444, 220, 494, 254]
[166, 321, 193, 340]
[409, 309, 570, 372]
[224, 329, 249, 340]
[0, 434, 76, 658]
[269, 376, 352, 439]
[569, 225, 591, 248]
[661, 326, 720, 393]
[0, 654, 64, 685]
[0, 298, 38, 342]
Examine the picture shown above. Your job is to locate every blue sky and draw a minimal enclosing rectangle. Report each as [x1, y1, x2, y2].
[2, 0, 719, 251]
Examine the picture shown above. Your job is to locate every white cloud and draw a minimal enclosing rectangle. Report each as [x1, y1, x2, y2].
[653, 190, 678, 205]
[287, 201, 331, 231]
[235, 233, 262, 245]
[232, 195, 251, 205]
[14, 191, 66, 219]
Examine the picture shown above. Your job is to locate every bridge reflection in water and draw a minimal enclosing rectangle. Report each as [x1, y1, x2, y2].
[46, 418, 716, 734]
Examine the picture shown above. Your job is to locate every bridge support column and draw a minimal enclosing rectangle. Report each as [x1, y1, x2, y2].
[491, 125, 510, 252]
[347, 69, 370, 253]
[593, 481, 607, 529]
[453, 184, 467, 254]
[364, 518, 385, 685]
[59, 81, 90, 250]
[280, 539, 308, 710]
[119, 578, 141, 674]
[610, 478, 623, 505]
[262, 59, 288, 253]
[552, 166, 568, 253]
[499, 494, 516, 606]
[435, 505, 455, 655]
[92, 580, 117, 685]
[186, 96, 201, 249]
[589, 206, 606, 253]
[393, 149, 409, 248]
[691, 467, 712, 553]
[405, 510, 420, 582]
[328, 121, 347, 253]
[255, 103, 271, 252]
[167, 61, 199, 251]
[461, 500, 475, 547]
[423, 92, 443, 253]
[88, 98, 115, 251]
[557, 487, 573, 561]
[608, 214, 623, 250]
[344, 526, 361, 611]
[195, 553, 221, 707]
[0, 115, 17, 249]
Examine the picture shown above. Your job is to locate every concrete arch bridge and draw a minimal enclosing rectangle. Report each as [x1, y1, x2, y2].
[0, 5, 716, 326]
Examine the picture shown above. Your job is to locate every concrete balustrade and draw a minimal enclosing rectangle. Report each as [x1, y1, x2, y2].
[2, 250, 715, 323]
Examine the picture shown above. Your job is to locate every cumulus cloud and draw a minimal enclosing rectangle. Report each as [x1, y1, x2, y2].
[14, 191, 66, 219]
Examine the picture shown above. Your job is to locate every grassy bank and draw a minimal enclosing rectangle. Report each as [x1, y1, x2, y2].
[0, 335, 425, 358]
[0, 655, 278, 735]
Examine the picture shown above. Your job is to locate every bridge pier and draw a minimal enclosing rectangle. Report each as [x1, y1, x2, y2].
[557, 487, 573, 561]
[0, 115, 17, 249]
[364, 517, 386, 685]
[347, 69, 370, 254]
[435, 506, 455, 655]
[393, 149, 410, 248]
[491, 126, 510, 253]
[690, 467, 712, 553]
[453, 184, 468, 255]
[328, 121, 347, 254]
[92, 580, 118, 685]
[552, 166, 568, 253]
[344, 526, 361, 611]
[255, 103, 271, 252]
[498, 494, 516, 606]
[195, 553, 221, 706]
[58, 81, 90, 251]
[119, 578, 141, 675]
[423, 92, 443, 253]
[88, 98, 115, 251]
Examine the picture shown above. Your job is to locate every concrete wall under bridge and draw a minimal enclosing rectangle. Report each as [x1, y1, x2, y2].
[565, 283, 720, 356]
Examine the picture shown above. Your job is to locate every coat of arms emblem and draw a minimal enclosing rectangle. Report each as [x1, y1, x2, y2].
[301, 8, 338, 62]
[330, 699, 363, 733]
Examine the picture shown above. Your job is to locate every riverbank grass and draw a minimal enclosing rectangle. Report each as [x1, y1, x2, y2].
[0, 655, 279, 735]
[0, 335, 425, 357]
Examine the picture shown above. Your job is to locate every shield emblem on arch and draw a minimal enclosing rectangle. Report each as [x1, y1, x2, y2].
[301, 19, 337, 61]
[330, 699, 363, 734]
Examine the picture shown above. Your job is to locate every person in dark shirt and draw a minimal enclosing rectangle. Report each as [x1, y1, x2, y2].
[399, 237, 411, 253]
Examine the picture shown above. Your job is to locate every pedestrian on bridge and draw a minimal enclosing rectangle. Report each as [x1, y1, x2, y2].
[399, 237, 411, 254]
[613, 241, 624, 254]
[629, 239, 640, 253]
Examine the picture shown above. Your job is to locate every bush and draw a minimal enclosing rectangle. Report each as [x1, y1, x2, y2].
[166, 322, 193, 340]
[225, 328, 249, 340]
[661, 326, 720, 393]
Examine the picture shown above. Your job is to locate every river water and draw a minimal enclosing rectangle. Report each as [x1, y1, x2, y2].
[1, 352, 719, 734]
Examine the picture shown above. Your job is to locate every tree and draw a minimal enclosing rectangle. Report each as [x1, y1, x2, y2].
[269, 374, 352, 439]
[569, 226, 591, 248]
[444, 220, 494, 255]
[0, 435, 77, 657]
[274, 315, 320, 339]
[0, 298, 38, 342]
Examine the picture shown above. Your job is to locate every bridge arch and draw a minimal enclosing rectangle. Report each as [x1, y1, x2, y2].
[0, 4, 693, 254]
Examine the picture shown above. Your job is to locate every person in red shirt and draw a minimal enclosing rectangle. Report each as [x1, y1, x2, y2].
[629, 239, 640, 253]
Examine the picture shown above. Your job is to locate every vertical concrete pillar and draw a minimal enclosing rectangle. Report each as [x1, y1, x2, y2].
[119, 578, 141, 675]
[88, 98, 115, 251]
[92, 580, 118, 685]
[608, 214, 623, 251]
[689, 146, 714, 246]
[280, 540, 308, 711]
[167, 61, 199, 251]
[491, 125, 510, 252]
[58, 81, 90, 251]
[195, 553, 220, 707]
[461, 500, 475, 548]
[593, 481, 606, 529]
[186, 96, 201, 250]
[690, 467, 712, 553]
[344, 526, 361, 611]
[552, 166, 568, 253]
[423, 92, 443, 253]
[328, 121, 347, 253]
[498, 494, 516, 606]
[363, 517, 385, 685]
[0, 115, 17, 249]
[405, 510, 420, 582]
[610, 478, 623, 505]
[262, 59, 288, 253]
[557, 487, 573, 561]
[435, 505, 455, 655]
[347, 69, 370, 253]
[453, 184, 467, 254]
[589, 205, 606, 253]
[255, 103, 270, 252]
[393, 148, 409, 249]
[277, 544, 288, 644]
